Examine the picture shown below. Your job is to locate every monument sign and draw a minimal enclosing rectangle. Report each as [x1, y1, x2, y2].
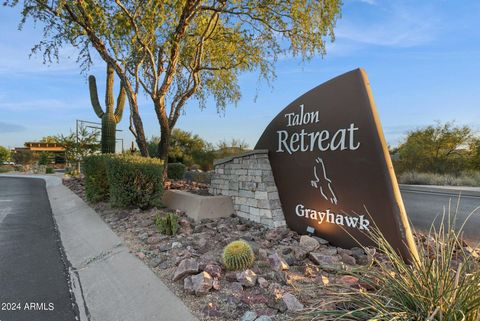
[255, 68, 418, 260]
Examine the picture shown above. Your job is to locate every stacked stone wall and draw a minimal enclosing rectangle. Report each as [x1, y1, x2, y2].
[209, 150, 286, 228]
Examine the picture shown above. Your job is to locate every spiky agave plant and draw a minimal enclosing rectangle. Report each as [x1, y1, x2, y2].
[223, 240, 255, 271]
[89, 63, 125, 154]
[295, 202, 480, 321]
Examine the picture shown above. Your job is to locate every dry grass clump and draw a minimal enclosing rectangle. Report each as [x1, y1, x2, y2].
[295, 206, 480, 321]
[398, 171, 480, 187]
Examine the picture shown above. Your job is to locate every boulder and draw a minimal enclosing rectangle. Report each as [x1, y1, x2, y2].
[173, 258, 199, 281]
[340, 253, 356, 265]
[308, 252, 342, 272]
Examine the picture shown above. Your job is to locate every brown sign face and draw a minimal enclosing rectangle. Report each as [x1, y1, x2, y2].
[255, 68, 417, 261]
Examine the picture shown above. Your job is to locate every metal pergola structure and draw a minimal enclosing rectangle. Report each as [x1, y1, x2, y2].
[75, 119, 124, 152]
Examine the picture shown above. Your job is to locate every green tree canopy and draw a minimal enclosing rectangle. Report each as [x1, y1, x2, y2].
[395, 122, 475, 174]
[0, 146, 11, 163]
[7, 0, 342, 178]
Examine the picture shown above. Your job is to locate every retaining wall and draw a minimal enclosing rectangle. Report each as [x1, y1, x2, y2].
[209, 150, 286, 228]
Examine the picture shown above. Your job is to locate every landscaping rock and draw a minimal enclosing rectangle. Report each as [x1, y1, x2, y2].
[171, 241, 182, 249]
[173, 258, 199, 281]
[258, 277, 268, 289]
[268, 253, 289, 272]
[183, 271, 213, 295]
[312, 236, 329, 245]
[299, 235, 320, 252]
[337, 275, 359, 286]
[308, 252, 342, 272]
[240, 311, 257, 321]
[340, 253, 356, 265]
[257, 248, 269, 260]
[237, 269, 257, 287]
[225, 271, 238, 282]
[293, 246, 309, 260]
[147, 235, 162, 244]
[256, 316, 273, 321]
[282, 293, 304, 312]
[204, 263, 222, 278]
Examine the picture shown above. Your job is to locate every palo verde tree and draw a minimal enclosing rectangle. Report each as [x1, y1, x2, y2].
[89, 63, 126, 154]
[7, 0, 342, 178]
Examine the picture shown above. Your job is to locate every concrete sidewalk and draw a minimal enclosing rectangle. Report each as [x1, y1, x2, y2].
[1, 174, 198, 321]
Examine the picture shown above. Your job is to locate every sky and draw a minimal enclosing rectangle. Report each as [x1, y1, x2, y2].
[0, 0, 479, 150]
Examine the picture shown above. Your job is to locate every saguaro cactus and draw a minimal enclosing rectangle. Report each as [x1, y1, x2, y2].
[88, 63, 125, 154]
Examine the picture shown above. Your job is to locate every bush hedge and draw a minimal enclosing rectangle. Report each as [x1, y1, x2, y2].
[167, 162, 186, 180]
[83, 155, 111, 203]
[106, 155, 163, 209]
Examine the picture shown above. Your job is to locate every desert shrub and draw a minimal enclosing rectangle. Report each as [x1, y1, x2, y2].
[0, 166, 10, 173]
[167, 162, 186, 180]
[223, 240, 255, 271]
[46, 167, 54, 174]
[106, 155, 163, 209]
[296, 214, 480, 321]
[83, 155, 112, 202]
[155, 212, 179, 235]
[38, 152, 49, 165]
[398, 171, 480, 187]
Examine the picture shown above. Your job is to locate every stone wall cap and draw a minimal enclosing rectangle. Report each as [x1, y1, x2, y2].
[213, 149, 269, 166]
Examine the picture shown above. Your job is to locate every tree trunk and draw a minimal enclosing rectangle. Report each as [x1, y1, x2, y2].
[158, 127, 170, 181]
[131, 110, 149, 157]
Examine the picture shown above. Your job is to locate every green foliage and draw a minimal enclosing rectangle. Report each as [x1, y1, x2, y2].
[45, 167, 54, 174]
[0, 146, 10, 163]
[83, 155, 112, 203]
[299, 213, 480, 321]
[8, 0, 342, 161]
[106, 155, 164, 209]
[155, 212, 180, 236]
[0, 166, 11, 173]
[215, 139, 250, 160]
[12, 150, 34, 166]
[222, 240, 255, 271]
[167, 162, 186, 180]
[89, 63, 125, 154]
[394, 122, 476, 175]
[40, 136, 60, 143]
[38, 152, 50, 165]
[56, 125, 100, 166]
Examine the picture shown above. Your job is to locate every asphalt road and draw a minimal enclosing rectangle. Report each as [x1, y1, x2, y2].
[0, 177, 78, 321]
[400, 186, 480, 244]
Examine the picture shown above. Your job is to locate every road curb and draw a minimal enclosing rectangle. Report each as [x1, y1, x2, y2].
[400, 184, 480, 198]
[1, 174, 198, 321]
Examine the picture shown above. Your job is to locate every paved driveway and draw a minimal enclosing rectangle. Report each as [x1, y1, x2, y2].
[0, 177, 78, 321]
